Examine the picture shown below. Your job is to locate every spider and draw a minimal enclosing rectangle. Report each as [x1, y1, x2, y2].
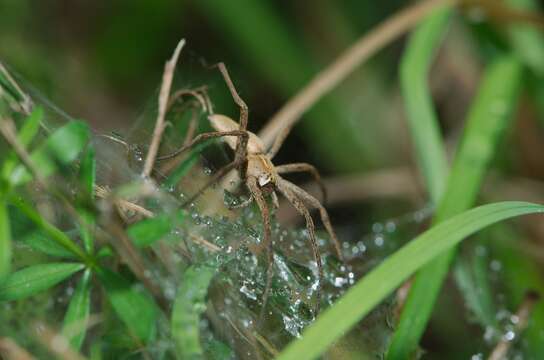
[159, 63, 344, 314]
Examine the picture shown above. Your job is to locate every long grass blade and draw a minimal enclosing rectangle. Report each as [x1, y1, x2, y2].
[387, 56, 523, 358]
[277, 201, 544, 360]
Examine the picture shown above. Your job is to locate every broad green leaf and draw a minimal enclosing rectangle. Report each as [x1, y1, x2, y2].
[20, 231, 76, 259]
[277, 202, 544, 360]
[172, 265, 216, 359]
[63, 269, 92, 350]
[1, 107, 43, 180]
[78, 145, 96, 253]
[388, 56, 523, 359]
[10, 195, 89, 261]
[9, 121, 90, 186]
[0, 200, 11, 281]
[97, 268, 158, 342]
[0, 262, 84, 301]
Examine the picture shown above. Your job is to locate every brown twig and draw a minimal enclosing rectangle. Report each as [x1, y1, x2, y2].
[142, 39, 185, 177]
[0, 338, 36, 360]
[258, 0, 457, 148]
[0, 61, 33, 115]
[488, 291, 541, 360]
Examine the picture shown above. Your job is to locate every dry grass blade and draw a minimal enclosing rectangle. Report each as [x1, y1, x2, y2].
[258, 0, 456, 147]
[0, 62, 33, 115]
[142, 39, 185, 177]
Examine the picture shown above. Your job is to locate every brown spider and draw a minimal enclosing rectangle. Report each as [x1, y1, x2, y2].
[159, 63, 344, 314]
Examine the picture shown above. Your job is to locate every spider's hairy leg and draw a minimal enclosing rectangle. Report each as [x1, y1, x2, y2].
[157, 130, 247, 161]
[213, 63, 249, 167]
[275, 163, 328, 204]
[276, 178, 323, 314]
[279, 177, 344, 262]
[247, 177, 274, 322]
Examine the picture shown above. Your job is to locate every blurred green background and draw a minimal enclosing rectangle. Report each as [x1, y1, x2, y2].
[3, 0, 544, 358]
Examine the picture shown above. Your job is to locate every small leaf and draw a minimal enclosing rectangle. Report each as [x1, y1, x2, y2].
[127, 214, 172, 248]
[19, 231, 76, 259]
[172, 265, 216, 359]
[10, 121, 90, 186]
[0, 200, 11, 281]
[63, 269, 92, 350]
[97, 268, 158, 342]
[277, 202, 544, 360]
[0, 263, 84, 301]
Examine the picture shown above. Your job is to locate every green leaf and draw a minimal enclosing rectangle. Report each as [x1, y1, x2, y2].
[172, 265, 216, 359]
[9, 121, 90, 186]
[10, 195, 89, 262]
[1, 107, 43, 180]
[0, 262, 84, 301]
[97, 268, 158, 342]
[277, 202, 544, 360]
[79, 145, 96, 198]
[20, 231, 77, 259]
[127, 214, 173, 248]
[78, 145, 96, 254]
[388, 56, 523, 359]
[0, 200, 11, 281]
[63, 269, 92, 350]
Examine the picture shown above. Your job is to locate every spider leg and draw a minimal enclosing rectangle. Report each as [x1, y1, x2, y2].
[275, 163, 328, 204]
[276, 179, 323, 314]
[278, 177, 344, 262]
[246, 177, 274, 322]
[214, 63, 249, 175]
[228, 193, 253, 209]
[271, 191, 280, 210]
[157, 130, 247, 161]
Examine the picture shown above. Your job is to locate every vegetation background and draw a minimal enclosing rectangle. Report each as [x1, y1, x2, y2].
[2, 0, 544, 359]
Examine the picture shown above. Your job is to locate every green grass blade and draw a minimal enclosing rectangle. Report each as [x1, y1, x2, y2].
[10, 195, 89, 261]
[97, 268, 158, 342]
[78, 145, 96, 254]
[0, 200, 11, 281]
[0, 262, 84, 301]
[9, 121, 90, 186]
[1, 106, 43, 180]
[277, 201, 544, 360]
[62, 269, 92, 350]
[506, 0, 544, 76]
[387, 57, 523, 358]
[400, 9, 451, 202]
[171, 265, 216, 359]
